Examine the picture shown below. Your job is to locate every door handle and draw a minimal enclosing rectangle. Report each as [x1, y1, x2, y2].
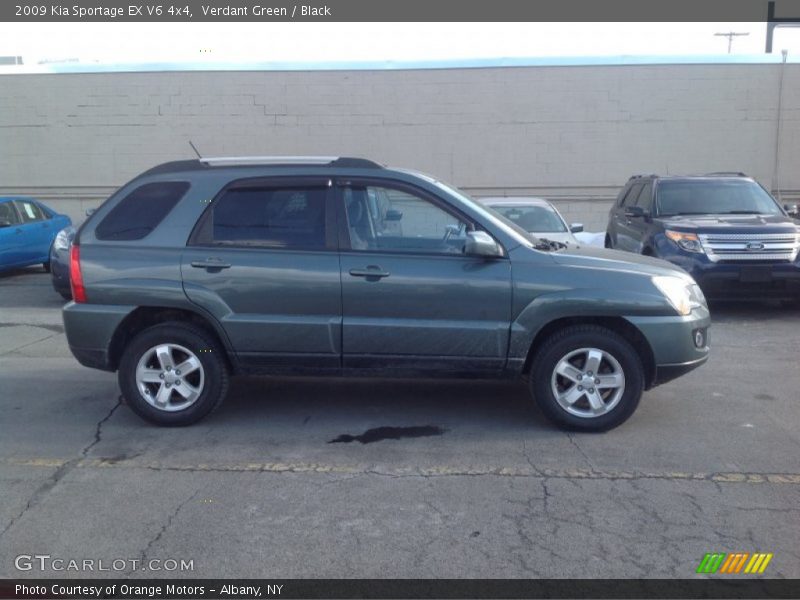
[14, 228, 22, 234]
[349, 267, 390, 279]
[191, 259, 232, 270]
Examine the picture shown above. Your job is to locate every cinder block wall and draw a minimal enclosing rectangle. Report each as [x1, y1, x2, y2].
[1, 64, 798, 231]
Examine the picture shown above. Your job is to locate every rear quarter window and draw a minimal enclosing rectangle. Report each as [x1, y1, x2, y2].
[95, 181, 189, 241]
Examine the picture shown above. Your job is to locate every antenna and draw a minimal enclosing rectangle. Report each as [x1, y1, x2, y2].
[714, 31, 750, 53]
[189, 140, 202, 159]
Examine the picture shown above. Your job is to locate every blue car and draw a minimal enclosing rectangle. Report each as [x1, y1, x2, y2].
[605, 174, 800, 299]
[0, 197, 72, 273]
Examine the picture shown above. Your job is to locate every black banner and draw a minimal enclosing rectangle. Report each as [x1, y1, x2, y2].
[3, 0, 800, 22]
[2, 579, 800, 600]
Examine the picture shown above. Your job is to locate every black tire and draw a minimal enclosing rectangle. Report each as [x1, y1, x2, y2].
[530, 325, 644, 432]
[42, 261, 51, 273]
[59, 290, 72, 301]
[604, 234, 613, 249]
[118, 322, 229, 426]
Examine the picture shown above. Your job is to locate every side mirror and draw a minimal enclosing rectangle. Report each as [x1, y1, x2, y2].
[464, 231, 502, 257]
[570, 223, 584, 233]
[624, 206, 646, 218]
[384, 209, 403, 222]
[85, 208, 96, 217]
[784, 203, 799, 217]
[0, 219, 11, 228]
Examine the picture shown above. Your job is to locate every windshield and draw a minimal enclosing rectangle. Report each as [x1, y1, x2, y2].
[656, 180, 782, 216]
[488, 204, 567, 233]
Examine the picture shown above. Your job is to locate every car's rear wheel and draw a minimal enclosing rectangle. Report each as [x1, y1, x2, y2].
[530, 325, 644, 431]
[118, 322, 229, 426]
[604, 234, 613, 249]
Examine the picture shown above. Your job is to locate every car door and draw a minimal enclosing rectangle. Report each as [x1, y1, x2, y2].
[613, 183, 642, 252]
[13, 199, 51, 263]
[181, 177, 342, 372]
[628, 181, 653, 253]
[336, 179, 512, 375]
[0, 200, 24, 268]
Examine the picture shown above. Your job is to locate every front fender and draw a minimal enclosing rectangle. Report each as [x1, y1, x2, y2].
[508, 287, 674, 361]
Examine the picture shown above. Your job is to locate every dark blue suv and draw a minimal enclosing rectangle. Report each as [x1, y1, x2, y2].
[606, 174, 800, 299]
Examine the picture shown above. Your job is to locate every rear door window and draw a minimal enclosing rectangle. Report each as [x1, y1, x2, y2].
[201, 185, 328, 249]
[95, 181, 189, 241]
[634, 182, 653, 212]
[619, 184, 642, 207]
[14, 200, 46, 223]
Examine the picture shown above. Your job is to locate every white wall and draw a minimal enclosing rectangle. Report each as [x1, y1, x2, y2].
[1, 63, 798, 230]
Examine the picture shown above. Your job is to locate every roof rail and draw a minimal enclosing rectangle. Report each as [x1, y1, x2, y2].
[704, 171, 748, 177]
[329, 157, 383, 168]
[199, 155, 382, 168]
[200, 156, 336, 166]
[628, 174, 657, 180]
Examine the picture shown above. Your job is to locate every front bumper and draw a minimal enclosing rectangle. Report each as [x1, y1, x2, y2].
[689, 262, 800, 299]
[654, 241, 800, 299]
[653, 356, 708, 386]
[626, 306, 711, 389]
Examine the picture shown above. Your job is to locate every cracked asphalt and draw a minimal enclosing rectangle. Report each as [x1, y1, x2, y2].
[1, 267, 799, 579]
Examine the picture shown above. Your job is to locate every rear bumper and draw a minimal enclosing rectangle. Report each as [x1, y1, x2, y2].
[71, 346, 114, 371]
[49, 248, 70, 294]
[62, 302, 136, 371]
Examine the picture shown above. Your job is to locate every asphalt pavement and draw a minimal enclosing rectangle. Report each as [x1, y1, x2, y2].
[1, 266, 799, 579]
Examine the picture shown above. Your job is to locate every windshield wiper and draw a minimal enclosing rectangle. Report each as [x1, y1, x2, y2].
[533, 237, 568, 251]
[718, 210, 763, 215]
[660, 212, 709, 216]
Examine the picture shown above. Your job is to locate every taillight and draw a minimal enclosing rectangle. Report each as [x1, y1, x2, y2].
[69, 245, 87, 303]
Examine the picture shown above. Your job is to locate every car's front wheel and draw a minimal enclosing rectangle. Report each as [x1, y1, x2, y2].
[118, 322, 229, 426]
[530, 325, 644, 431]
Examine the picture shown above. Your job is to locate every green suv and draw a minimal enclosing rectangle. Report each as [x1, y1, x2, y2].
[63, 157, 710, 431]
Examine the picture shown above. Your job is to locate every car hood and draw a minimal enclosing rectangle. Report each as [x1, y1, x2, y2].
[549, 244, 691, 280]
[658, 213, 799, 232]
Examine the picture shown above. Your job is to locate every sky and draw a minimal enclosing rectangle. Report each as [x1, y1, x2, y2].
[1, 22, 800, 68]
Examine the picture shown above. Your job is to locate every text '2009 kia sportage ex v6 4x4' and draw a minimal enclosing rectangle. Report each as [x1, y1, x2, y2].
[63, 157, 710, 431]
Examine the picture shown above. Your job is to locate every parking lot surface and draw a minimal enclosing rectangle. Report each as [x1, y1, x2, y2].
[1, 267, 799, 578]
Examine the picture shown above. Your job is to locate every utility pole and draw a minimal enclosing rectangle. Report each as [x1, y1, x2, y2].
[772, 50, 788, 202]
[714, 31, 749, 53]
[767, 1, 800, 53]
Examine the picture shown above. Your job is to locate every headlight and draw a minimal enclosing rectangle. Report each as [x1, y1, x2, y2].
[53, 228, 71, 251]
[665, 230, 704, 253]
[652, 276, 706, 316]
